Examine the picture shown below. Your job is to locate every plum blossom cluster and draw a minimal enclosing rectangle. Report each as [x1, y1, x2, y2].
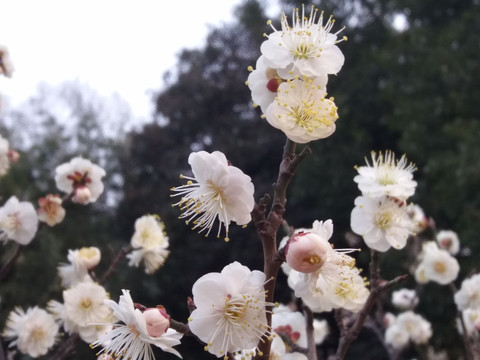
[454, 273, 480, 336]
[247, 5, 346, 143]
[350, 151, 417, 252]
[188, 261, 272, 359]
[414, 241, 459, 285]
[384, 311, 432, 349]
[171, 151, 254, 242]
[127, 214, 170, 274]
[281, 220, 369, 313]
[92, 290, 183, 360]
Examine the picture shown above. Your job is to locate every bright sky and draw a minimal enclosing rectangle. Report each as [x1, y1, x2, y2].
[0, 0, 277, 121]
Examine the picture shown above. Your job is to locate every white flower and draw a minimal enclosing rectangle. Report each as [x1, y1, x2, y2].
[0, 44, 14, 78]
[37, 194, 66, 226]
[58, 247, 101, 288]
[2, 306, 59, 357]
[171, 151, 254, 241]
[0, 134, 11, 176]
[354, 151, 417, 200]
[458, 308, 480, 336]
[247, 56, 328, 114]
[265, 79, 338, 144]
[391, 289, 418, 310]
[188, 261, 270, 358]
[127, 214, 170, 274]
[454, 273, 480, 311]
[55, 157, 106, 204]
[436, 230, 460, 255]
[0, 196, 38, 245]
[416, 241, 459, 285]
[286, 220, 369, 313]
[385, 311, 432, 349]
[91, 290, 183, 359]
[406, 204, 429, 234]
[350, 195, 414, 252]
[261, 5, 345, 78]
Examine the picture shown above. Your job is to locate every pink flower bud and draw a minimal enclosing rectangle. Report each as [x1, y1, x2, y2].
[73, 185, 91, 204]
[285, 232, 330, 273]
[7, 149, 19, 163]
[143, 306, 170, 337]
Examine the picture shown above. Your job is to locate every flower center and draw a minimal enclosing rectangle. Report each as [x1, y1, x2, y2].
[434, 261, 447, 274]
[30, 326, 46, 341]
[224, 295, 247, 323]
[374, 211, 393, 230]
[80, 297, 93, 311]
[290, 103, 333, 132]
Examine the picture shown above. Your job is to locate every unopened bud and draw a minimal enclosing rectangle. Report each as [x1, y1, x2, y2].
[143, 306, 170, 337]
[7, 149, 19, 163]
[73, 185, 91, 204]
[285, 232, 330, 273]
[78, 246, 101, 270]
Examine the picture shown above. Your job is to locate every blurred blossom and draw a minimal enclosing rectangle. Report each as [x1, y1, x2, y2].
[57, 247, 101, 287]
[0, 134, 11, 177]
[171, 151, 254, 242]
[354, 151, 417, 200]
[454, 273, 480, 311]
[406, 204, 429, 234]
[0, 196, 38, 245]
[436, 229, 460, 255]
[2, 306, 59, 357]
[350, 195, 414, 252]
[458, 308, 480, 336]
[55, 156, 106, 204]
[37, 194, 66, 227]
[188, 261, 271, 358]
[414, 241, 459, 285]
[391, 289, 418, 310]
[385, 311, 432, 349]
[313, 318, 329, 345]
[0, 44, 14, 78]
[127, 214, 169, 274]
[92, 290, 182, 360]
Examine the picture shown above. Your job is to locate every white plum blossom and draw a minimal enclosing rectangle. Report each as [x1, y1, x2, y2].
[354, 151, 417, 200]
[2, 306, 59, 357]
[37, 194, 66, 226]
[436, 229, 460, 255]
[127, 214, 170, 274]
[454, 273, 480, 311]
[55, 156, 106, 204]
[391, 289, 418, 310]
[0, 44, 14, 78]
[458, 308, 480, 336]
[188, 261, 270, 358]
[48, 282, 114, 343]
[0, 196, 38, 245]
[415, 241, 459, 285]
[350, 195, 414, 252]
[265, 78, 338, 144]
[261, 5, 345, 79]
[58, 247, 101, 288]
[91, 290, 183, 360]
[247, 56, 327, 114]
[286, 220, 369, 313]
[407, 203, 429, 234]
[171, 151, 254, 241]
[385, 311, 432, 349]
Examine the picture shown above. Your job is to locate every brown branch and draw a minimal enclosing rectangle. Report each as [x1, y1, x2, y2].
[99, 245, 132, 285]
[50, 334, 81, 360]
[0, 244, 24, 281]
[302, 304, 318, 360]
[253, 139, 311, 360]
[335, 274, 408, 360]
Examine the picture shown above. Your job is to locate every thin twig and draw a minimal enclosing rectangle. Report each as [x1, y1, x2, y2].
[303, 304, 318, 360]
[99, 245, 132, 285]
[335, 274, 408, 359]
[0, 244, 24, 281]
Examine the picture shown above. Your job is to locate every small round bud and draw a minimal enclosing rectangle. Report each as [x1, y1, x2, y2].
[73, 185, 91, 204]
[143, 306, 170, 337]
[78, 246, 101, 270]
[285, 232, 330, 273]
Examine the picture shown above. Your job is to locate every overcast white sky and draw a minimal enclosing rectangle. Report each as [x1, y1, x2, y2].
[0, 0, 278, 120]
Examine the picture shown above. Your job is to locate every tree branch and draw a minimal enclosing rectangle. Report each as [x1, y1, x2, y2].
[0, 244, 24, 281]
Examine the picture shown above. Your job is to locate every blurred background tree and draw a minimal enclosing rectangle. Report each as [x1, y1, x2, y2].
[0, 0, 479, 359]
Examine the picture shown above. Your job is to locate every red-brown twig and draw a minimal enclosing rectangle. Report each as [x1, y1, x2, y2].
[303, 304, 318, 360]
